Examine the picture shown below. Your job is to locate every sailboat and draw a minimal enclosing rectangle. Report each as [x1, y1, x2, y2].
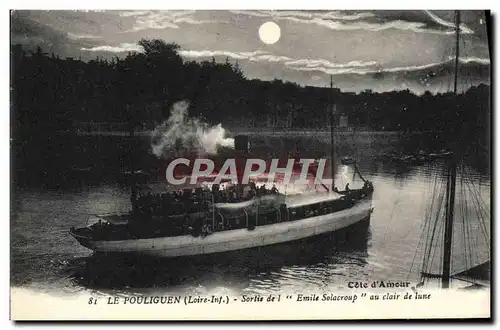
[413, 10, 491, 290]
[69, 76, 375, 258]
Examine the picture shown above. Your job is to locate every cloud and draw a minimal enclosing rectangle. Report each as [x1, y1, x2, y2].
[179, 49, 378, 73]
[455, 56, 490, 65]
[81, 43, 143, 53]
[289, 56, 490, 75]
[231, 10, 473, 35]
[298, 11, 375, 21]
[72, 10, 106, 13]
[79, 39, 490, 77]
[118, 11, 152, 17]
[291, 18, 432, 34]
[10, 12, 75, 56]
[67, 32, 102, 40]
[178, 49, 377, 69]
[178, 46, 489, 75]
[251, 54, 293, 62]
[424, 10, 474, 34]
[230, 10, 374, 21]
[180, 50, 293, 63]
[174, 17, 218, 25]
[120, 10, 221, 32]
[292, 66, 371, 75]
[179, 50, 267, 60]
[285, 59, 377, 69]
[377, 61, 449, 73]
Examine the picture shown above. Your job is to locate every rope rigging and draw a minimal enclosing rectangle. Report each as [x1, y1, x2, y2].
[408, 11, 491, 287]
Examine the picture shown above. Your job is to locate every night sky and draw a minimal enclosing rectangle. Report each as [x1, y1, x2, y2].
[11, 10, 491, 94]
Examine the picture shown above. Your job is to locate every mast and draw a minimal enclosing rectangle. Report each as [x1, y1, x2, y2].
[441, 10, 460, 289]
[330, 76, 335, 190]
[485, 11, 492, 58]
[452, 11, 461, 96]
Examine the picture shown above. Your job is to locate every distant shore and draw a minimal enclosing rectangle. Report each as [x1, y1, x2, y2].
[67, 128, 409, 138]
[230, 128, 406, 138]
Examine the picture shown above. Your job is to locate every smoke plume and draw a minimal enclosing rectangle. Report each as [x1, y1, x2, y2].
[151, 101, 234, 157]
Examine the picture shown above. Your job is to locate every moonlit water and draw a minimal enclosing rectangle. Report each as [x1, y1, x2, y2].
[11, 136, 490, 297]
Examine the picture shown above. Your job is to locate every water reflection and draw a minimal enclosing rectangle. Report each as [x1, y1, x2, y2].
[64, 219, 370, 294]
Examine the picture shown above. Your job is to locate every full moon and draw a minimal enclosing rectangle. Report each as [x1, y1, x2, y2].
[258, 22, 281, 45]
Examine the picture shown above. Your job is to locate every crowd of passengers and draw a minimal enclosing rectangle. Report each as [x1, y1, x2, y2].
[131, 182, 281, 218]
[130, 179, 374, 219]
[116, 180, 375, 238]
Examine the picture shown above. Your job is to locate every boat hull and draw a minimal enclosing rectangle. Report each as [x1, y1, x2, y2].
[73, 199, 373, 258]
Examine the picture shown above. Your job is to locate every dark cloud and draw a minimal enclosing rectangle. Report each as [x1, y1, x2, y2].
[10, 11, 72, 56]
[10, 10, 490, 93]
[10, 11, 113, 60]
[365, 11, 473, 35]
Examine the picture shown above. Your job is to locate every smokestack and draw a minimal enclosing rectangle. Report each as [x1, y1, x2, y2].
[234, 135, 249, 154]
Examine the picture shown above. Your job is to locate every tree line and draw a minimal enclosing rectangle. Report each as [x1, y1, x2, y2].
[11, 38, 490, 140]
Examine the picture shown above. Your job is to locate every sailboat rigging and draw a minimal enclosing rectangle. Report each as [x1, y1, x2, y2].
[413, 10, 491, 290]
[441, 9, 461, 290]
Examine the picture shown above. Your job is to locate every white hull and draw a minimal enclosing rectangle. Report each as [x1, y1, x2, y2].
[81, 200, 373, 258]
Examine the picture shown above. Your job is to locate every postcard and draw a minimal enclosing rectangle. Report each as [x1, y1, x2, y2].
[10, 9, 491, 320]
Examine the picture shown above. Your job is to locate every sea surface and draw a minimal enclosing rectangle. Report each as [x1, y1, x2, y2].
[11, 135, 491, 297]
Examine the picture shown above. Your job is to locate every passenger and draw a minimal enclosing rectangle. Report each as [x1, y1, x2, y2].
[243, 185, 252, 199]
[259, 185, 267, 196]
[271, 184, 279, 194]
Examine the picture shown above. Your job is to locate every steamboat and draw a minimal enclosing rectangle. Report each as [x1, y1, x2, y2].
[70, 179, 373, 258]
